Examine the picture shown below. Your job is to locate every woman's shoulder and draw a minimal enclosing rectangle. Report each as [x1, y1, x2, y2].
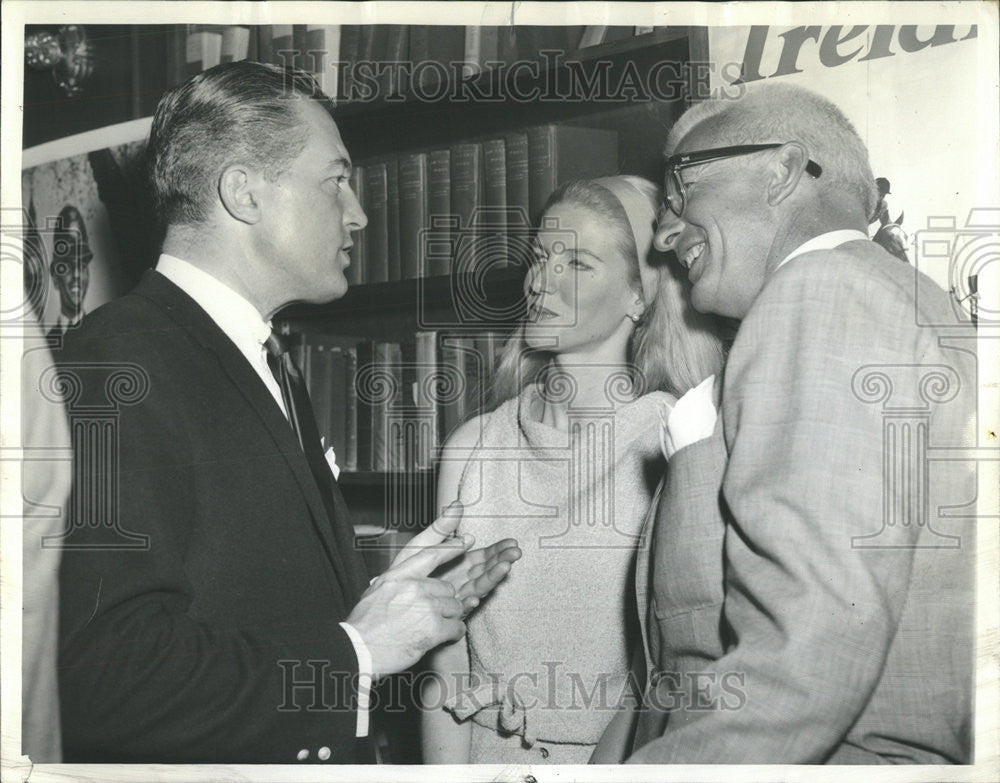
[623, 389, 676, 417]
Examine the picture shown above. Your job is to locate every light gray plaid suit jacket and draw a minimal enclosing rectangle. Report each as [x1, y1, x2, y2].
[630, 240, 977, 764]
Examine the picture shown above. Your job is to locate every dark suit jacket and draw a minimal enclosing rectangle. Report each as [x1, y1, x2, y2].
[56, 270, 372, 763]
[631, 241, 977, 763]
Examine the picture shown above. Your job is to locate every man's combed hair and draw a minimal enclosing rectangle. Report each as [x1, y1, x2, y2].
[148, 61, 333, 226]
[667, 83, 878, 218]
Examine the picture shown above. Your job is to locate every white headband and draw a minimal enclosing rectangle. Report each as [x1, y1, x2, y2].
[592, 177, 659, 307]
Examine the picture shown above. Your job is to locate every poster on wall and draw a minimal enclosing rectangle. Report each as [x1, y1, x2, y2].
[706, 24, 987, 302]
[20, 117, 157, 343]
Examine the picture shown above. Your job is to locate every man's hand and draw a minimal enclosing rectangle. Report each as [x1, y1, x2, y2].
[346, 536, 471, 679]
[392, 502, 521, 613]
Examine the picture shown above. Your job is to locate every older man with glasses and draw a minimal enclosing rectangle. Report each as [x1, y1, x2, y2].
[608, 83, 977, 765]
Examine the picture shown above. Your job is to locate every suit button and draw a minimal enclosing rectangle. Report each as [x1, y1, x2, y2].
[539, 746, 549, 759]
[296, 749, 309, 761]
[318, 746, 331, 761]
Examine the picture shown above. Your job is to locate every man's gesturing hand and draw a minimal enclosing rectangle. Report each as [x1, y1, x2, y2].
[391, 502, 521, 613]
[345, 535, 470, 679]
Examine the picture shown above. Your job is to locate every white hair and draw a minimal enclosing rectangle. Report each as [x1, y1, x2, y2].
[667, 83, 877, 218]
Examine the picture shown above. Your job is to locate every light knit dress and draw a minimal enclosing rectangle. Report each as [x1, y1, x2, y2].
[444, 382, 670, 763]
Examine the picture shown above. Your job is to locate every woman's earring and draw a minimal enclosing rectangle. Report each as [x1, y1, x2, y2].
[627, 313, 642, 324]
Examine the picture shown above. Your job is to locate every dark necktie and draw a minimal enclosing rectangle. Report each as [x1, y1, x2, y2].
[264, 333, 384, 764]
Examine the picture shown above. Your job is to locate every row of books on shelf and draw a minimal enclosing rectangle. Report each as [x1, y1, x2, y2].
[184, 24, 666, 99]
[346, 123, 619, 284]
[295, 330, 508, 474]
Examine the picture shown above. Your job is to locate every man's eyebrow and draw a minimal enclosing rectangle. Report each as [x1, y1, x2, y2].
[325, 157, 352, 176]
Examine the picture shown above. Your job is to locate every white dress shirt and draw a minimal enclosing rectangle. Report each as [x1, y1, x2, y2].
[155, 254, 372, 737]
[775, 229, 870, 272]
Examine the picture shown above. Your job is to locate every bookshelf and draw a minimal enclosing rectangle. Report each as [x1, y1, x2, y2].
[22, 20, 705, 536]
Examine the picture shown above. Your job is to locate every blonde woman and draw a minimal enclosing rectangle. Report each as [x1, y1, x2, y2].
[422, 176, 725, 763]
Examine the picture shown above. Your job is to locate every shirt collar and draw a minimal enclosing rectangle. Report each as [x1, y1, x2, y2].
[155, 254, 272, 348]
[775, 229, 870, 272]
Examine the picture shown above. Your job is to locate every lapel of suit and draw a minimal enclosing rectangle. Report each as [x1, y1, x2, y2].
[635, 479, 662, 686]
[134, 271, 365, 604]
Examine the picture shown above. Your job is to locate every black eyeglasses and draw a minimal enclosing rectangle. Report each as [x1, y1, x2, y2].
[662, 144, 823, 218]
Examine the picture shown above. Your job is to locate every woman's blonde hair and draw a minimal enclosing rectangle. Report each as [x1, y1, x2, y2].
[490, 175, 726, 406]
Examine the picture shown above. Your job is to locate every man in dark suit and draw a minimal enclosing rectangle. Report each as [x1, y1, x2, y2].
[622, 83, 977, 763]
[56, 61, 518, 764]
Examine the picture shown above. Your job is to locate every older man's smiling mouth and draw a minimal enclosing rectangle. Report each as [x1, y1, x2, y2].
[683, 242, 705, 270]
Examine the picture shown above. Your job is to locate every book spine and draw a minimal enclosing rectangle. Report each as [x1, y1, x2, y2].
[340, 25, 361, 101]
[450, 142, 482, 274]
[409, 26, 430, 90]
[482, 138, 508, 268]
[364, 163, 389, 284]
[414, 332, 439, 469]
[185, 29, 223, 78]
[347, 165, 365, 286]
[398, 152, 428, 280]
[504, 132, 530, 234]
[355, 340, 375, 471]
[304, 25, 341, 98]
[329, 344, 347, 468]
[271, 25, 296, 68]
[440, 337, 468, 441]
[428, 149, 452, 277]
[344, 345, 359, 472]
[381, 25, 408, 97]
[372, 342, 399, 471]
[220, 26, 250, 64]
[385, 157, 401, 282]
[527, 125, 556, 223]
[463, 26, 483, 78]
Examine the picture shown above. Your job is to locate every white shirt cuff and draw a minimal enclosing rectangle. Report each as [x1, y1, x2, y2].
[338, 621, 372, 737]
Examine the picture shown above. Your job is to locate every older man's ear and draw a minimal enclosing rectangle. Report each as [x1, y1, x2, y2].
[766, 141, 811, 207]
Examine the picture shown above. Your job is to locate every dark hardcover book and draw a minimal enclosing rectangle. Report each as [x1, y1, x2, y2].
[340, 25, 362, 100]
[399, 339, 419, 472]
[347, 165, 366, 286]
[355, 340, 376, 471]
[381, 25, 408, 96]
[450, 142, 483, 274]
[423, 26, 465, 89]
[504, 132, 531, 268]
[328, 344, 348, 469]
[302, 335, 334, 451]
[527, 124, 619, 222]
[514, 26, 585, 60]
[184, 27, 223, 78]
[399, 152, 428, 280]
[372, 342, 402, 471]
[414, 331, 439, 469]
[440, 336, 470, 442]
[270, 24, 296, 68]
[256, 25, 274, 64]
[302, 25, 341, 97]
[364, 163, 390, 284]
[384, 157, 401, 281]
[343, 345, 359, 472]
[482, 138, 508, 269]
[408, 26, 430, 89]
[220, 26, 250, 64]
[428, 149, 452, 277]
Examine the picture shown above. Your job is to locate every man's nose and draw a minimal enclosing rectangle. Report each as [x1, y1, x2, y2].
[344, 185, 368, 232]
[654, 210, 684, 253]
